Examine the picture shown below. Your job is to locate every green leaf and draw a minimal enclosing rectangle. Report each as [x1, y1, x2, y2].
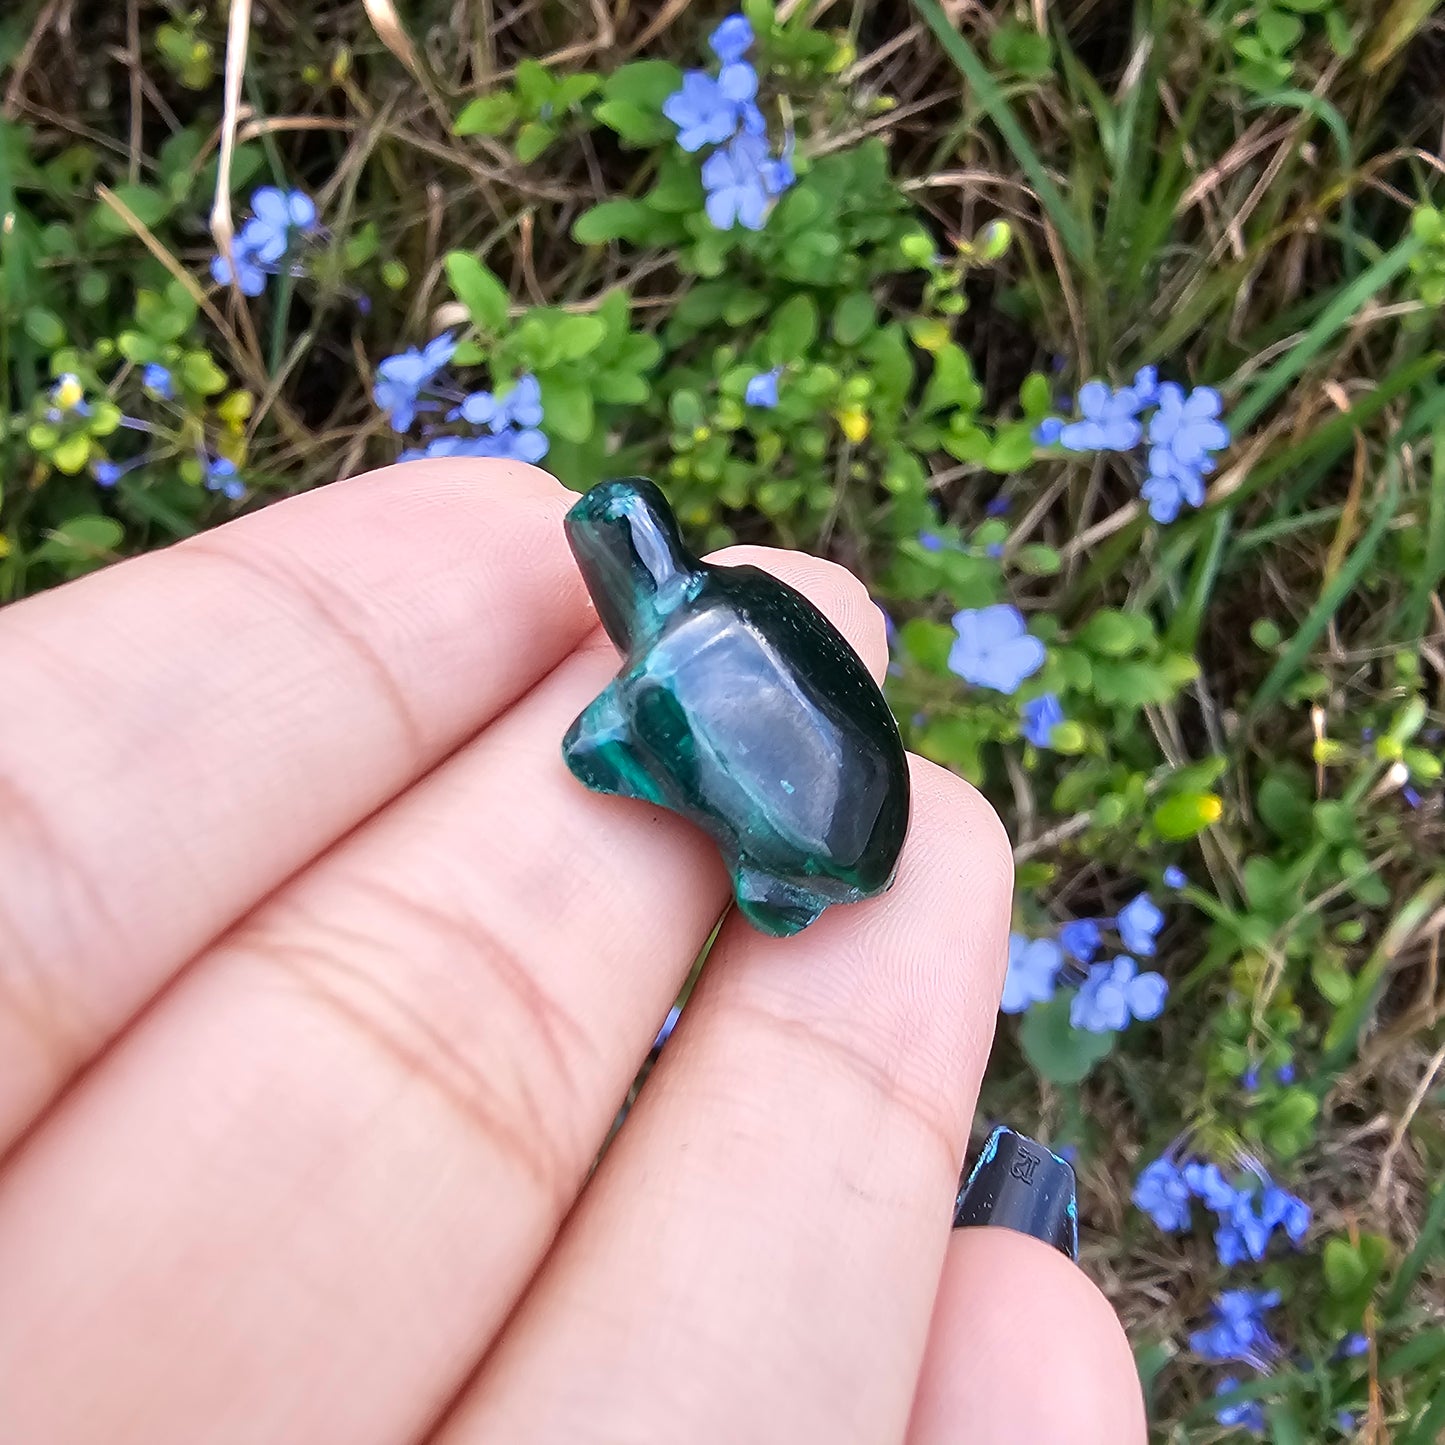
[89, 183, 172, 237]
[514, 120, 556, 163]
[988, 20, 1054, 79]
[453, 92, 518, 136]
[603, 59, 684, 109]
[1152, 793, 1223, 840]
[1018, 995, 1115, 1084]
[766, 294, 819, 364]
[1257, 771, 1313, 838]
[572, 199, 658, 245]
[1079, 608, 1151, 656]
[594, 100, 675, 146]
[832, 291, 876, 347]
[444, 251, 511, 332]
[34, 514, 124, 569]
[177, 350, 227, 395]
[899, 617, 955, 672]
[1324, 1237, 1369, 1297]
[514, 59, 554, 108]
[51, 434, 92, 474]
[1267, 1399, 1309, 1445]
[920, 343, 981, 415]
[1020, 371, 1052, 415]
[23, 306, 64, 348]
[551, 313, 607, 361]
[984, 424, 1035, 472]
[539, 374, 593, 443]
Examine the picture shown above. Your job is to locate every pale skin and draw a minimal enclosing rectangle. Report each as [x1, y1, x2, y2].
[0, 461, 1146, 1444]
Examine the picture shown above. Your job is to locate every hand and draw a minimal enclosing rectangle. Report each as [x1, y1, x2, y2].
[0, 463, 1143, 1444]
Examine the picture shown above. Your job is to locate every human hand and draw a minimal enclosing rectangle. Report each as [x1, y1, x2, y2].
[0, 463, 1144, 1444]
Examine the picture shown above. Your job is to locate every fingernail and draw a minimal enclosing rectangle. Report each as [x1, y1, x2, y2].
[952, 1125, 1078, 1260]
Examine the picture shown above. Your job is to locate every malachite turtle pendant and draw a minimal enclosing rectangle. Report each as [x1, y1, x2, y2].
[560, 477, 910, 937]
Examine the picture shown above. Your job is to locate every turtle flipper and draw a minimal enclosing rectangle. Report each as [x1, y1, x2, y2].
[562, 684, 656, 804]
[733, 865, 827, 937]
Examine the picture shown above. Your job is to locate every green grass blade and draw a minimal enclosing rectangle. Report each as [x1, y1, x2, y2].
[1248, 460, 1401, 716]
[1385, 1183, 1445, 1316]
[1232, 234, 1423, 432]
[1321, 872, 1445, 1070]
[911, 0, 1093, 265]
[1404, 422, 1445, 638]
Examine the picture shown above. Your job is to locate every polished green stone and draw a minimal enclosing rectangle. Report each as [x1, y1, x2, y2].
[561, 477, 910, 937]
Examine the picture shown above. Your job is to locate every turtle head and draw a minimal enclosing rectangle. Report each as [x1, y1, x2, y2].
[565, 477, 695, 653]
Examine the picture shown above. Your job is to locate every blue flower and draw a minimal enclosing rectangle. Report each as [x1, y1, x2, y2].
[1141, 445, 1208, 524]
[1001, 934, 1063, 1013]
[204, 457, 245, 501]
[210, 187, 317, 295]
[246, 186, 319, 261]
[717, 60, 758, 108]
[1021, 692, 1065, 747]
[701, 132, 772, 230]
[1336, 1412, 1356, 1433]
[1059, 918, 1102, 964]
[373, 333, 457, 432]
[663, 70, 744, 151]
[1184, 1160, 1240, 1213]
[498, 373, 544, 428]
[759, 134, 796, 196]
[1259, 1183, 1311, 1244]
[1116, 891, 1164, 956]
[1133, 1156, 1192, 1232]
[1275, 1062, 1295, 1084]
[986, 495, 1011, 516]
[1191, 1290, 1279, 1365]
[1033, 416, 1064, 445]
[94, 460, 124, 487]
[947, 604, 1045, 694]
[1059, 380, 1144, 452]
[210, 240, 267, 296]
[142, 364, 175, 399]
[709, 13, 754, 63]
[1130, 365, 1160, 407]
[1163, 865, 1187, 889]
[1213, 1378, 1266, 1434]
[1150, 383, 1229, 465]
[1070, 955, 1168, 1033]
[1141, 383, 1228, 524]
[745, 367, 782, 407]
[1242, 1064, 1260, 1091]
[1338, 1333, 1369, 1359]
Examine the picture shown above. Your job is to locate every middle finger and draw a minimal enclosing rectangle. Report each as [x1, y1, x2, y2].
[0, 548, 886, 1445]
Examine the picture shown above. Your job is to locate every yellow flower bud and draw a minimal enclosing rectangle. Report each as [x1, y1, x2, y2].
[835, 406, 870, 444]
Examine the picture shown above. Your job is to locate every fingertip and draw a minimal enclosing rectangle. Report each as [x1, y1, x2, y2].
[908, 1229, 1146, 1445]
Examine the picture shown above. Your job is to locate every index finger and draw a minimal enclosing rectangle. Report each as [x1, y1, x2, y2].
[0, 460, 590, 1154]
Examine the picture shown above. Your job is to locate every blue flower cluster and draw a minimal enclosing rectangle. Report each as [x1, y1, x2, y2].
[1133, 1151, 1311, 1264]
[1192, 1289, 1286, 1434]
[1213, 1376, 1266, 1434]
[210, 187, 319, 297]
[372, 334, 549, 463]
[1192, 1289, 1281, 1367]
[1071, 955, 1168, 1032]
[1001, 888, 1169, 1031]
[948, 604, 1044, 694]
[1035, 367, 1230, 525]
[662, 15, 795, 231]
